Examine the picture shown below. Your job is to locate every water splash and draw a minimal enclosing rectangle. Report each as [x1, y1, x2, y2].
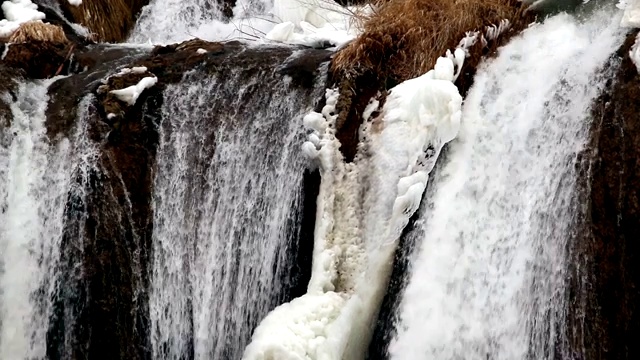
[128, 0, 274, 44]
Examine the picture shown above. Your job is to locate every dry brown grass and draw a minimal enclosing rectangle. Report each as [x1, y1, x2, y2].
[4, 21, 68, 44]
[332, 0, 532, 83]
[62, 0, 149, 42]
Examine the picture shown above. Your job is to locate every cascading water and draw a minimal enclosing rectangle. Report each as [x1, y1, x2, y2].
[129, 0, 274, 44]
[149, 57, 325, 359]
[388, 8, 624, 360]
[2, 0, 637, 358]
[0, 81, 89, 359]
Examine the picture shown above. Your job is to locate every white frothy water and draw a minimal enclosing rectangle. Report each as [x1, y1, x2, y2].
[390, 9, 624, 360]
[0, 81, 81, 359]
[150, 67, 323, 360]
[128, 0, 273, 44]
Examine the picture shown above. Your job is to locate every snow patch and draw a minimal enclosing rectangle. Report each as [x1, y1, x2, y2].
[109, 76, 158, 106]
[196, 48, 207, 54]
[67, 0, 82, 5]
[243, 51, 463, 360]
[0, 0, 45, 38]
[115, 66, 148, 76]
[101, 67, 151, 85]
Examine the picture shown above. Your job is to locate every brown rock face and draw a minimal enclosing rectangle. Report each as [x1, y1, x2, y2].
[567, 32, 640, 360]
[1, 41, 74, 79]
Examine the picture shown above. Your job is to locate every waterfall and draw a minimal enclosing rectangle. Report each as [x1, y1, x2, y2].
[2, 0, 638, 358]
[149, 56, 325, 359]
[0, 81, 90, 359]
[129, 0, 274, 44]
[389, 8, 624, 360]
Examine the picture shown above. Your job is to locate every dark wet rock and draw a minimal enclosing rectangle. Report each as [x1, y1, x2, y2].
[220, 0, 236, 18]
[567, 31, 640, 360]
[0, 64, 24, 129]
[279, 48, 332, 88]
[46, 45, 149, 140]
[280, 169, 321, 300]
[1, 41, 75, 79]
[331, 71, 382, 162]
[47, 86, 160, 360]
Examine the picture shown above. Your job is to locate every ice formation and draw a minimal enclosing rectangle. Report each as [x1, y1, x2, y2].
[109, 76, 158, 106]
[622, 0, 640, 27]
[265, 0, 368, 48]
[243, 50, 463, 360]
[0, 0, 45, 38]
[630, 32, 640, 72]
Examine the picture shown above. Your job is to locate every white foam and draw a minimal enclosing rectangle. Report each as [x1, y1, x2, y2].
[109, 76, 158, 105]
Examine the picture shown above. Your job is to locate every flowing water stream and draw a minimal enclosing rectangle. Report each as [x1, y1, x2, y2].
[389, 9, 624, 360]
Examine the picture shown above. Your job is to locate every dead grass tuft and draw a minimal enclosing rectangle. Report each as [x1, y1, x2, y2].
[5, 21, 68, 44]
[62, 0, 149, 42]
[332, 0, 533, 84]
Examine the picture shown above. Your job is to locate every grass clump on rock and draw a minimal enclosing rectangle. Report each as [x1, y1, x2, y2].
[2, 21, 68, 44]
[61, 0, 149, 42]
[331, 0, 533, 84]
